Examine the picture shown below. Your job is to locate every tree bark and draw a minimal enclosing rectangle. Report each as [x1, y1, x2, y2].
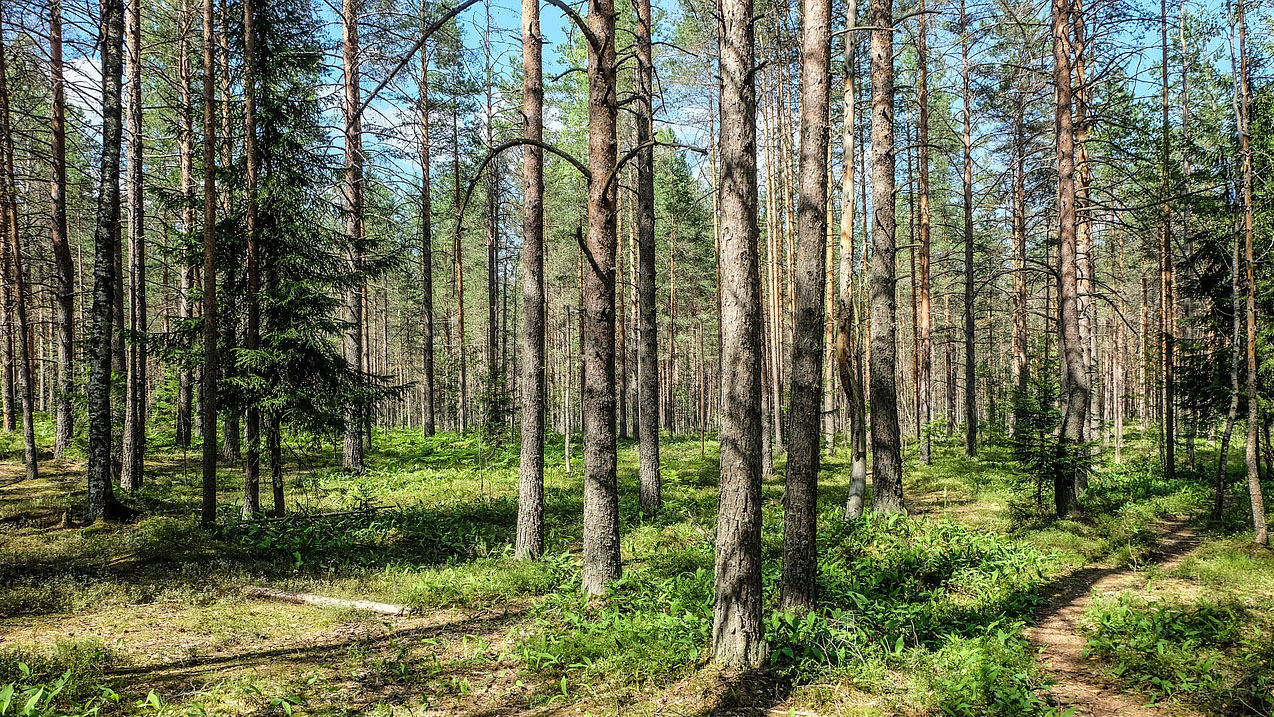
[837, 0, 867, 517]
[176, 0, 195, 449]
[49, 0, 75, 461]
[868, 0, 902, 513]
[781, 0, 830, 612]
[1236, 0, 1267, 544]
[1053, 0, 1086, 517]
[0, 15, 35, 483]
[342, 0, 365, 471]
[516, 0, 545, 560]
[580, 0, 621, 596]
[242, 0, 261, 516]
[960, 0, 976, 458]
[419, 23, 435, 437]
[200, 0, 220, 527]
[121, 0, 146, 491]
[916, 0, 932, 464]
[635, 0, 661, 511]
[1158, 0, 1176, 480]
[86, 0, 126, 523]
[713, 0, 765, 665]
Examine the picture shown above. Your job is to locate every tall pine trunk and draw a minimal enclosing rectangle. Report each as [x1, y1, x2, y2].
[868, 0, 903, 513]
[580, 0, 621, 596]
[50, 0, 75, 460]
[342, 0, 365, 471]
[86, 0, 126, 523]
[960, 0, 977, 457]
[121, 0, 146, 491]
[1053, 0, 1087, 517]
[242, 0, 261, 516]
[0, 17, 35, 483]
[781, 0, 830, 611]
[200, 0, 220, 526]
[635, 0, 661, 510]
[1236, 0, 1267, 545]
[713, 0, 765, 665]
[515, 0, 546, 560]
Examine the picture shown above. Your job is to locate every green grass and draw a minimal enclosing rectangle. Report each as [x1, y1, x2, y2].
[2, 414, 1272, 715]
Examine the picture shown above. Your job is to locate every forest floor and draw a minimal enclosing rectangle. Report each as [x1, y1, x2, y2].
[2, 423, 1273, 716]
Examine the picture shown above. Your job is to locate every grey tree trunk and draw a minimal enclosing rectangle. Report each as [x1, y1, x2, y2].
[781, 0, 830, 612]
[121, 0, 145, 491]
[86, 0, 126, 523]
[580, 0, 621, 596]
[868, 0, 903, 513]
[50, 0, 75, 461]
[712, 0, 765, 668]
[635, 0, 660, 511]
[836, 0, 866, 518]
[516, 0, 545, 560]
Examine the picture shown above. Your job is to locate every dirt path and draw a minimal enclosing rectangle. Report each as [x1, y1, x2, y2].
[1026, 518, 1201, 717]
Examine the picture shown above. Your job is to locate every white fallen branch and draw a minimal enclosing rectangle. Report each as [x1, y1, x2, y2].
[245, 587, 411, 616]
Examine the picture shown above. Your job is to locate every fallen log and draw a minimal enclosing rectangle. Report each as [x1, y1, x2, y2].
[245, 587, 411, 616]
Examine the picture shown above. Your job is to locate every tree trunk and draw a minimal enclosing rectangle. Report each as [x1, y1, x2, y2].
[1052, 0, 1086, 517]
[837, 0, 867, 517]
[580, 0, 621, 596]
[1158, 0, 1175, 481]
[516, 0, 545, 560]
[341, 0, 365, 472]
[49, 0, 75, 461]
[781, 0, 830, 612]
[916, 0, 932, 464]
[712, 0, 765, 665]
[200, 0, 220, 527]
[419, 26, 435, 437]
[86, 0, 126, 523]
[635, 0, 661, 511]
[960, 0, 976, 458]
[176, 0, 194, 449]
[242, 0, 261, 516]
[453, 103, 468, 431]
[1236, 0, 1267, 544]
[0, 20, 35, 483]
[121, 0, 145, 491]
[1011, 101, 1027, 435]
[868, 0, 902, 513]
